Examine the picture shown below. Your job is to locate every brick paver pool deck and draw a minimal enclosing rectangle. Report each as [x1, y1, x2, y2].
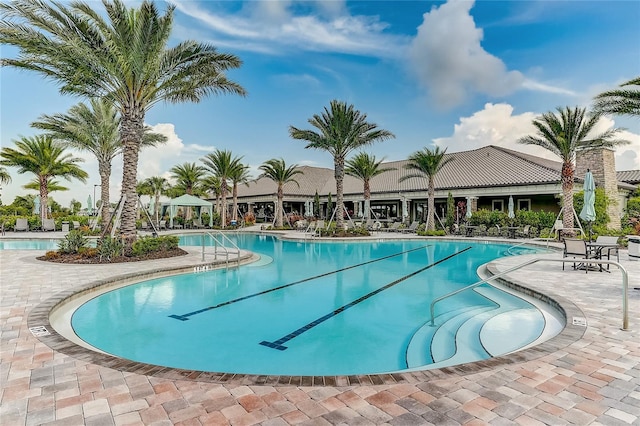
[1, 230, 638, 425]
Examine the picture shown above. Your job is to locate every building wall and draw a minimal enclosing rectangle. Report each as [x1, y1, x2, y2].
[576, 148, 620, 228]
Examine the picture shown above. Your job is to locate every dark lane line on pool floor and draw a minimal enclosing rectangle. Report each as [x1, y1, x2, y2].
[169, 245, 431, 321]
[259, 246, 473, 351]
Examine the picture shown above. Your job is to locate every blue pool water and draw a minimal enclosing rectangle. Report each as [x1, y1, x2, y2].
[0, 239, 61, 250]
[71, 234, 554, 376]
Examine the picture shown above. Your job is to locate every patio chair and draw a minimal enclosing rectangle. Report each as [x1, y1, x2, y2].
[553, 220, 583, 240]
[594, 235, 619, 269]
[14, 218, 29, 232]
[192, 218, 205, 229]
[402, 221, 420, 233]
[515, 225, 531, 238]
[140, 220, 148, 230]
[562, 238, 590, 273]
[72, 221, 81, 230]
[159, 220, 167, 230]
[42, 219, 56, 232]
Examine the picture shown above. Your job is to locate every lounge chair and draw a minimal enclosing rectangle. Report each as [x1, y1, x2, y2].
[562, 238, 590, 273]
[140, 221, 149, 230]
[402, 221, 420, 233]
[14, 218, 29, 232]
[73, 221, 81, 230]
[381, 222, 403, 233]
[42, 218, 56, 232]
[159, 220, 167, 230]
[192, 218, 205, 229]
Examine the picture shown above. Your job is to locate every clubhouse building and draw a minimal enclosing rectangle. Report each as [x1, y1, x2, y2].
[231, 145, 638, 229]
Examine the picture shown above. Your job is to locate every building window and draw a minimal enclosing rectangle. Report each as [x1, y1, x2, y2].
[518, 199, 531, 211]
[492, 199, 504, 211]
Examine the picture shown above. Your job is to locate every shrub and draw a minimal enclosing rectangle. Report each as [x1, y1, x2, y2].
[131, 235, 179, 257]
[244, 212, 256, 225]
[417, 229, 446, 236]
[98, 236, 123, 262]
[57, 230, 89, 254]
[44, 250, 60, 259]
[79, 247, 98, 258]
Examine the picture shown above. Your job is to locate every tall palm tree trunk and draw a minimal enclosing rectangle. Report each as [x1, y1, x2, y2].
[364, 180, 371, 221]
[335, 157, 345, 229]
[276, 184, 284, 228]
[39, 177, 48, 222]
[427, 176, 436, 231]
[220, 182, 228, 228]
[120, 115, 144, 248]
[561, 161, 575, 235]
[232, 184, 238, 221]
[99, 163, 111, 229]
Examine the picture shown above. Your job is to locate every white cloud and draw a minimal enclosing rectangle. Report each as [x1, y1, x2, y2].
[171, 0, 407, 58]
[137, 123, 186, 180]
[408, 0, 524, 108]
[434, 103, 640, 171]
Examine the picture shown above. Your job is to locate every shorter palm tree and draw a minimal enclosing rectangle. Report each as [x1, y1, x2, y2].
[138, 176, 169, 225]
[518, 106, 628, 234]
[289, 100, 395, 230]
[0, 166, 11, 185]
[0, 135, 88, 223]
[229, 162, 251, 222]
[346, 152, 394, 221]
[170, 162, 207, 221]
[593, 76, 640, 118]
[32, 98, 166, 228]
[258, 158, 303, 228]
[400, 147, 453, 231]
[201, 150, 243, 228]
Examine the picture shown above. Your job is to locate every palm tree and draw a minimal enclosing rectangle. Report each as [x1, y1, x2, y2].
[0, 135, 88, 223]
[0, 166, 11, 185]
[345, 152, 394, 221]
[201, 150, 243, 228]
[289, 100, 394, 229]
[201, 175, 222, 217]
[169, 162, 207, 196]
[229, 162, 251, 222]
[399, 147, 453, 231]
[593, 77, 640, 117]
[259, 159, 303, 228]
[138, 176, 169, 225]
[518, 106, 629, 234]
[169, 162, 207, 221]
[1, 0, 246, 246]
[32, 98, 166, 229]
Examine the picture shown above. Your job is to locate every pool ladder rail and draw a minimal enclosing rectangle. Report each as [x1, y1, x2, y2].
[201, 231, 242, 270]
[430, 257, 630, 331]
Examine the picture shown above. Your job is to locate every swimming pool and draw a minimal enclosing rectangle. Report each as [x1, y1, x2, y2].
[0, 239, 61, 250]
[68, 234, 561, 376]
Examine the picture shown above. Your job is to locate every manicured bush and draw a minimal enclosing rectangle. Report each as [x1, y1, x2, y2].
[131, 235, 179, 257]
[58, 230, 89, 254]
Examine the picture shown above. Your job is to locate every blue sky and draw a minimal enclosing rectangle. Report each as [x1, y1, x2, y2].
[1, 0, 639, 208]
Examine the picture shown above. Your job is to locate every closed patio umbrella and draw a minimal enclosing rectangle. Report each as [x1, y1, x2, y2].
[508, 195, 515, 219]
[579, 169, 596, 241]
[33, 194, 40, 216]
[87, 195, 92, 215]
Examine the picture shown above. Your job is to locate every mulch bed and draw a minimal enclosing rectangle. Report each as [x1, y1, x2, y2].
[37, 248, 188, 264]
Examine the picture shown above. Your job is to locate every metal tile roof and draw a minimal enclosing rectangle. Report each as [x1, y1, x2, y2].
[236, 145, 636, 199]
[617, 169, 640, 185]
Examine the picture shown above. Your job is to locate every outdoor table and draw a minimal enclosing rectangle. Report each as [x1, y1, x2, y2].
[465, 226, 478, 237]
[587, 242, 619, 272]
[506, 226, 519, 239]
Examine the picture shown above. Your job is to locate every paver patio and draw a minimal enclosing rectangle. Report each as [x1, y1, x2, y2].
[1, 230, 638, 425]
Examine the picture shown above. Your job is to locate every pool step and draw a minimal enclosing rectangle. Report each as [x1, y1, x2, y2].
[405, 284, 546, 370]
[406, 306, 491, 368]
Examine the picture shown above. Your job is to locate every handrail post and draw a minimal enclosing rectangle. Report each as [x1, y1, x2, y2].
[429, 258, 629, 331]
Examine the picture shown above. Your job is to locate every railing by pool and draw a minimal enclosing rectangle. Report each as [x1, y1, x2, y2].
[430, 257, 630, 331]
